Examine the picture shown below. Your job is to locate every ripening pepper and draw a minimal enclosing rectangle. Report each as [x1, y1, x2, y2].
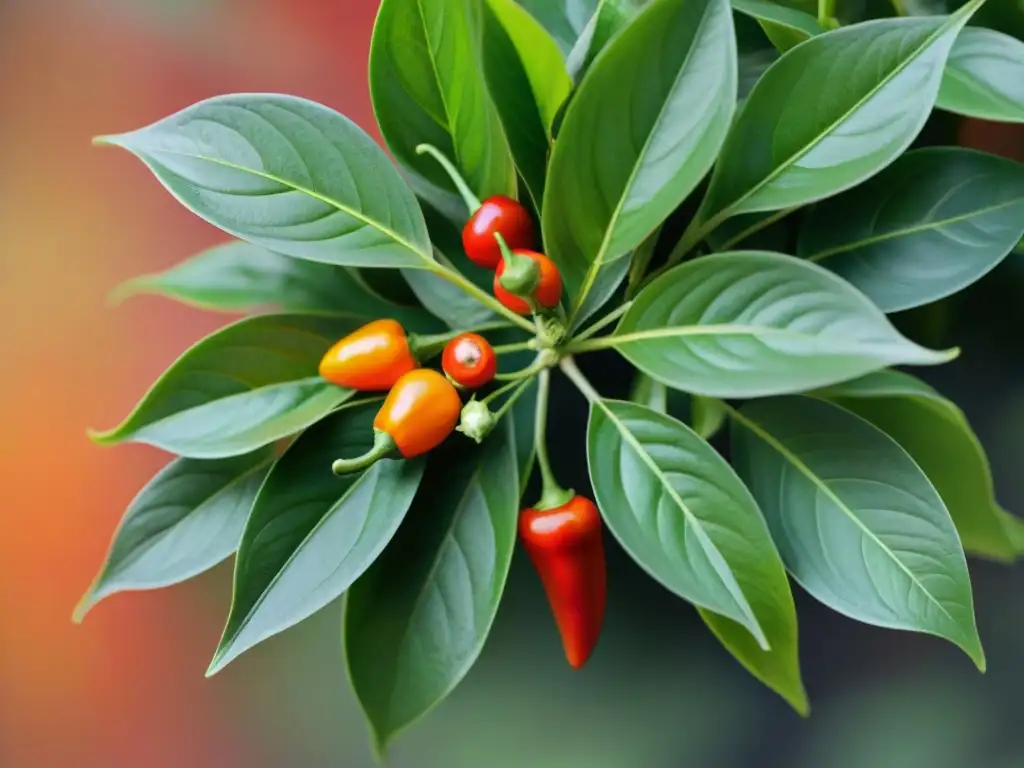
[442, 333, 497, 390]
[317, 319, 462, 392]
[462, 195, 535, 269]
[519, 495, 606, 669]
[495, 250, 563, 315]
[331, 368, 462, 474]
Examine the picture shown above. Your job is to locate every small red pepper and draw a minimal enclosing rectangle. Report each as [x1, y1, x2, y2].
[442, 333, 497, 390]
[519, 495, 607, 669]
[462, 196, 535, 269]
[318, 319, 416, 391]
[495, 250, 563, 315]
[331, 368, 462, 474]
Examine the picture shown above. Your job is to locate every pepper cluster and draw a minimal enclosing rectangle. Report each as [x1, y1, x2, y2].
[317, 148, 606, 669]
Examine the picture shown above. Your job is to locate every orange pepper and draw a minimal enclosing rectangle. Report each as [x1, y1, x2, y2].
[332, 368, 462, 474]
[318, 319, 416, 391]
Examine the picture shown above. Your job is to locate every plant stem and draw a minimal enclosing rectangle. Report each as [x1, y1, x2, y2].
[710, 208, 795, 253]
[481, 377, 527, 407]
[626, 227, 662, 298]
[564, 334, 622, 355]
[558, 356, 601, 405]
[818, 0, 837, 25]
[415, 144, 481, 213]
[533, 369, 573, 509]
[573, 302, 632, 344]
[492, 340, 536, 354]
[489, 375, 535, 423]
[428, 263, 536, 333]
[495, 353, 555, 382]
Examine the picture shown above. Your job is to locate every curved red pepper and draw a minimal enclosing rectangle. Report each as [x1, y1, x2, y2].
[519, 495, 606, 669]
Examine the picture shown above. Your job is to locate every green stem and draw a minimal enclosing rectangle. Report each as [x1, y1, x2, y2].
[492, 340, 536, 355]
[626, 227, 662, 298]
[415, 144, 481, 213]
[533, 369, 574, 510]
[711, 208, 795, 253]
[332, 429, 396, 475]
[558, 355, 601, 404]
[427, 263, 536, 333]
[494, 349, 557, 381]
[564, 334, 621, 355]
[481, 378, 526, 407]
[495, 233, 541, 302]
[489, 375, 535, 423]
[573, 302, 632, 344]
[819, 0, 837, 25]
[407, 330, 460, 361]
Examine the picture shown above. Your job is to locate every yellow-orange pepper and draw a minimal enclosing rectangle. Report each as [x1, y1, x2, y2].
[319, 319, 416, 391]
[332, 369, 462, 474]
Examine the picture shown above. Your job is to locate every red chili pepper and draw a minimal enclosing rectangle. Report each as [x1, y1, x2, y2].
[519, 495, 606, 669]
[495, 250, 563, 315]
[332, 368, 462, 474]
[442, 333, 497, 390]
[318, 319, 416, 391]
[462, 195, 535, 269]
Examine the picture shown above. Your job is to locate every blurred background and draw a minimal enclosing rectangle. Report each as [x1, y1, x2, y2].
[3, 1, 1024, 766]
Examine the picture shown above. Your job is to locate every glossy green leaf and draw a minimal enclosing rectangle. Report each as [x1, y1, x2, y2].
[543, 0, 737, 327]
[691, 396, 727, 440]
[694, 3, 982, 232]
[482, 0, 572, 210]
[731, 396, 985, 668]
[112, 241, 442, 328]
[90, 314, 359, 458]
[731, 0, 823, 52]
[587, 399, 806, 710]
[345, 421, 518, 752]
[208, 402, 424, 675]
[402, 207, 500, 329]
[97, 94, 433, 268]
[515, 0, 599, 54]
[814, 370, 1015, 562]
[370, 0, 516, 219]
[74, 448, 274, 622]
[938, 27, 1024, 123]
[610, 252, 953, 398]
[565, 0, 632, 82]
[630, 373, 668, 413]
[800, 148, 1024, 313]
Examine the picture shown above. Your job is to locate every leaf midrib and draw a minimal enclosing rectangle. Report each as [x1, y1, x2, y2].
[215, 462, 388, 665]
[596, 399, 768, 648]
[569, 0, 721, 324]
[807, 197, 1024, 262]
[108, 458, 272, 580]
[729, 405, 962, 633]
[716, 11, 967, 219]
[132, 145, 433, 262]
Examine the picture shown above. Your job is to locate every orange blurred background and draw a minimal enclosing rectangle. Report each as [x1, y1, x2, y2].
[5, 2, 1024, 767]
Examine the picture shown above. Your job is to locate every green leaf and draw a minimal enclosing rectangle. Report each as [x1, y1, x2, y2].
[543, 0, 737, 327]
[97, 94, 432, 268]
[731, 396, 985, 669]
[938, 27, 1024, 123]
[799, 148, 1024, 313]
[813, 370, 1015, 562]
[402, 206, 501, 329]
[344, 421, 519, 753]
[731, 0, 823, 52]
[630, 372, 668, 412]
[482, 0, 572, 210]
[610, 252, 953, 398]
[112, 241, 442, 328]
[691, 396, 727, 440]
[90, 314, 359, 458]
[73, 448, 274, 622]
[694, 2, 983, 233]
[207, 402, 425, 675]
[515, 0, 599, 54]
[587, 399, 806, 711]
[565, 0, 633, 83]
[369, 0, 516, 219]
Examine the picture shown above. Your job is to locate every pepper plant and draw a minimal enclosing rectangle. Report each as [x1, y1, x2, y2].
[78, 0, 1024, 754]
